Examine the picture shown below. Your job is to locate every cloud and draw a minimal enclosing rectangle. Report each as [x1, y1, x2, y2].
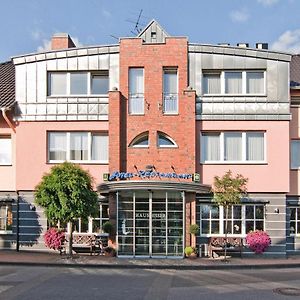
[102, 9, 111, 18]
[271, 29, 300, 53]
[257, 0, 279, 6]
[230, 9, 249, 23]
[37, 36, 83, 52]
[31, 29, 44, 41]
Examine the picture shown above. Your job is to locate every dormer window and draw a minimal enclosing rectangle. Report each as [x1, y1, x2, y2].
[157, 132, 177, 148]
[129, 132, 149, 148]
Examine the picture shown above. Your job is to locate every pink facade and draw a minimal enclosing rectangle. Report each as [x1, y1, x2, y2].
[15, 121, 109, 190]
[198, 121, 290, 193]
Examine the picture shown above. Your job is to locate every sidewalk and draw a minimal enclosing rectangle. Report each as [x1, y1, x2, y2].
[1, 250, 300, 270]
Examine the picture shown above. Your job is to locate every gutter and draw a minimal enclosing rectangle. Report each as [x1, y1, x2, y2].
[1, 107, 16, 133]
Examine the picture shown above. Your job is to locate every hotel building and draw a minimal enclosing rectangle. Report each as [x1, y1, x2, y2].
[0, 20, 299, 258]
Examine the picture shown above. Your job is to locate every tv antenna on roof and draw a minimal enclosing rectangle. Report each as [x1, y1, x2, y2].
[126, 9, 144, 35]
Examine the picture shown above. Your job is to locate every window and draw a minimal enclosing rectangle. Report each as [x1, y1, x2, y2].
[129, 68, 144, 114]
[290, 207, 300, 235]
[0, 136, 12, 165]
[198, 204, 265, 236]
[157, 132, 177, 148]
[48, 132, 108, 163]
[203, 74, 221, 94]
[202, 70, 265, 95]
[163, 68, 178, 114]
[0, 203, 13, 232]
[201, 132, 265, 163]
[48, 71, 109, 96]
[291, 140, 300, 169]
[129, 132, 149, 148]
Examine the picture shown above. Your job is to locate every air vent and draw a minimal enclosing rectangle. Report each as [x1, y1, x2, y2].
[256, 43, 268, 50]
[237, 43, 249, 48]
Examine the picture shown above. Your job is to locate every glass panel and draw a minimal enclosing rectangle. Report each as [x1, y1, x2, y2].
[201, 205, 210, 219]
[291, 141, 300, 168]
[91, 134, 108, 161]
[247, 72, 264, 94]
[203, 74, 221, 94]
[297, 222, 300, 234]
[163, 69, 178, 113]
[290, 221, 296, 234]
[70, 132, 88, 160]
[211, 221, 219, 234]
[48, 132, 67, 161]
[49, 73, 67, 95]
[0, 137, 12, 164]
[202, 133, 220, 161]
[255, 205, 264, 219]
[233, 206, 242, 219]
[129, 68, 144, 114]
[233, 221, 242, 234]
[70, 73, 88, 95]
[131, 134, 148, 147]
[211, 206, 219, 219]
[246, 206, 254, 219]
[158, 134, 175, 147]
[224, 132, 242, 161]
[255, 221, 264, 231]
[0, 205, 12, 231]
[247, 132, 264, 161]
[246, 221, 254, 233]
[290, 208, 296, 220]
[91, 73, 109, 94]
[202, 220, 209, 234]
[225, 72, 242, 94]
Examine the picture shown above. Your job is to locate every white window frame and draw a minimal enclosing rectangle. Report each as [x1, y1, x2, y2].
[200, 131, 266, 164]
[163, 68, 178, 114]
[202, 70, 266, 96]
[157, 132, 178, 148]
[289, 207, 300, 236]
[48, 131, 108, 164]
[0, 136, 12, 166]
[129, 68, 144, 115]
[48, 71, 109, 97]
[291, 140, 300, 170]
[199, 204, 265, 237]
[129, 132, 149, 148]
[0, 203, 13, 234]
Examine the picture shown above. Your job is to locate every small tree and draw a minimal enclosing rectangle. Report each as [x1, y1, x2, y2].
[212, 170, 247, 261]
[35, 162, 99, 256]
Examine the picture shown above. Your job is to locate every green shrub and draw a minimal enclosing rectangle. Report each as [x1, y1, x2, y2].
[184, 246, 196, 256]
[103, 221, 114, 234]
[189, 224, 199, 235]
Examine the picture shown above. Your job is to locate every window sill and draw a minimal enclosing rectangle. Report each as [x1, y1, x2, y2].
[291, 168, 300, 170]
[47, 161, 109, 165]
[0, 230, 13, 235]
[202, 94, 267, 97]
[47, 94, 109, 98]
[157, 146, 178, 149]
[200, 161, 267, 165]
[129, 113, 145, 116]
[163, 113, 179, 116]
[0, 164, 13, 166]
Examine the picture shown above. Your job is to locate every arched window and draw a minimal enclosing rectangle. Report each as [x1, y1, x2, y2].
[129, 132, 149, 148]
[157, 132, 177, 148]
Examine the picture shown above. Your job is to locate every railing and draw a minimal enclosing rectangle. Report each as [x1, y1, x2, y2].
[129, 93, 144, 115]
[163, 93, 178, 114]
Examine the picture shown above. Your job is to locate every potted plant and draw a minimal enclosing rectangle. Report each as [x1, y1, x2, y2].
[184, 246, 198, 259]
[103, 246, 116, 257]
[44, 227, 66, 254]
[246, 230, 271, 254]
[189, 224, 199, 235]
[102, 221, 114, 236]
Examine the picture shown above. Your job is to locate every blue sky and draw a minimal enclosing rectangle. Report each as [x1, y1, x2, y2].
[1, 0, 300, 62]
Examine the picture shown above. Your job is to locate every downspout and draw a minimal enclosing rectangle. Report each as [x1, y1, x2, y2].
[1, 108, 16, 133]
[16, 191, 20, 252]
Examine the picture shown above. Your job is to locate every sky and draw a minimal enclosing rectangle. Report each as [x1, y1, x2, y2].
[1, 0, 300, 62]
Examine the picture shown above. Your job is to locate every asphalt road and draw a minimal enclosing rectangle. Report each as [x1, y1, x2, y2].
[0, 266, 300, 300]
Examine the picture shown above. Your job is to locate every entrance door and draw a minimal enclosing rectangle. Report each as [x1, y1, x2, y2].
[118, 190, 184, 257]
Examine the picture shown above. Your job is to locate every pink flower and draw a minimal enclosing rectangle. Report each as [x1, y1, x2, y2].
[44, 227, 65, 251]
[246, 230, 271, 254]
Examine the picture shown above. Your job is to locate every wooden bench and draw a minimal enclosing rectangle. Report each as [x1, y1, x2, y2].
[60, 233, 97, 255]
[208, 236, 244, 258]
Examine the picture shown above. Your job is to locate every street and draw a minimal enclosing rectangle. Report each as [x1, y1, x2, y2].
[0, 266, 300, 299]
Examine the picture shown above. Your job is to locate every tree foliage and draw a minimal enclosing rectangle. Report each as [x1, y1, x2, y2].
[35, 162, 98, 225]
[212, 170, 248, 207]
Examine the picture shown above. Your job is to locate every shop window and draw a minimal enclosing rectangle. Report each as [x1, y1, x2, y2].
[48, 71, 109, 96]
[198, 204, 265, 236]
[291, 140, 300, 169]
[157, 132, 177, 148]
[0, 136, 12, 165]
[163, 68, 178, 114]
[48, 132, 108, 163]
[129, 132, 149, 148]
[202, 70, 265, 95]
[0, 203, 13, 232]
[290, 207, 300, 235]
[201, 131, 265, 163]
[129, 68, 144, 114]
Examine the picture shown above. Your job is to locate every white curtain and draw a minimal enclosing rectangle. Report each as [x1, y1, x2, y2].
[203, 74, 221, 94]
[0, 137, 11, 164]
[50, 73, 67, 95]
[163, 70, 178, 113]
[224, 133, 242, 161]
[291, 140, 300, 168]
[92, 134, 108, 161]
[225, 72, 242, 94]
[129, 68, 144, 114]
[49, 133, 66, 160]
[70, 133, 88, 160]
[247, 133, 264, 161]
[70, 73, 88, 95]
[202, 134, 220, 161]
[247, 72, 264, 94]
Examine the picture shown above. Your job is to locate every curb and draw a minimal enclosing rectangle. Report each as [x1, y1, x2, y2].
[1, 261, 300, 270]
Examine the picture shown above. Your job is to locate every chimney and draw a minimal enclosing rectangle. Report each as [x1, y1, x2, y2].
[51, 33, 76, 50]
[237, 43, 249, 48]
[256, 43, 268, 50]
